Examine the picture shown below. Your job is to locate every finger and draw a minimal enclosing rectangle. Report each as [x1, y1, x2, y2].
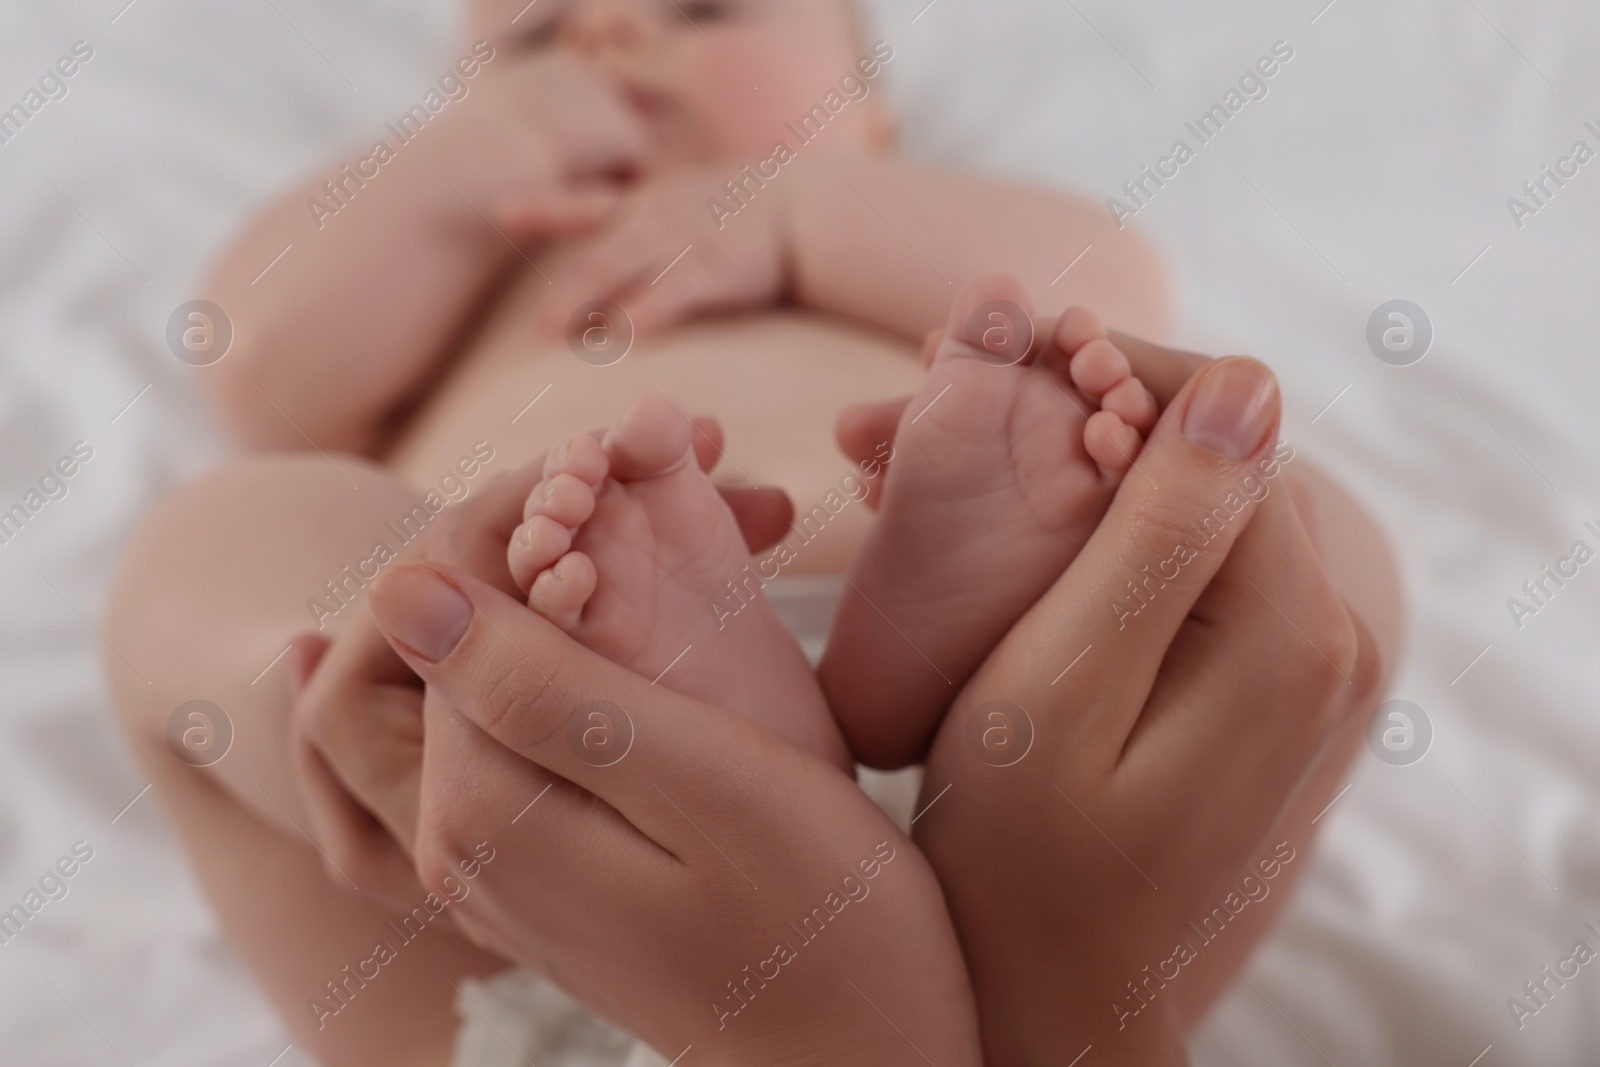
[493, 185, 621, 238]
[1123, 468, 1366, 813]
[948, 273, 1036, 365]
[367, 563, 809, 850]
[1127, 602, 1377, 902]
[615, 272, 708, 340]
[1285, 474, 1322, 555]
[302, 679, 427, 844]
[966, 357, 1284, 753]
[284, 627, 420, 903]
[292, 727, 424, 909]
[290, 677, 430, 909]
[835, 395, 909, 511]
[414, 685, 648, 889]
[552, 78, 654, 181]
[284, 632, 329, 698]
[1106, 330, 1209, 406]
[532, 231, 654, 339]
[294, 454, 550, 729]
[719, 486, 794, 553]
[689, 415, 723, 473]
[620, 262, 766, 340]
[837, 396, 909, 460]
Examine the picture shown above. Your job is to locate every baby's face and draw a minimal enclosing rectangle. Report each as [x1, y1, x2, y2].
[481, 0, 887, 165]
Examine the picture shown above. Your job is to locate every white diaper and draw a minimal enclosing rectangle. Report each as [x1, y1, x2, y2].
[449, 968, 638, 1067]
[449, 576, 922, 1067]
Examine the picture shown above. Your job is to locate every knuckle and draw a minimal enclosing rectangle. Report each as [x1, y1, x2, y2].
[1305, 602, 1362, 682]
[1128, 489, 1208, 549]
[413, 823, 463, 892]
[289, 682, 358, 758]
[1122, 490, 1225, 574]
[1297, 643, 1349, 701]
[287, 688, 326, 747]
[1285, 605, 1361, 708]
[415, 806, 488, 893]
[299, 693, 357, 753]
[473, 652, 566, 752]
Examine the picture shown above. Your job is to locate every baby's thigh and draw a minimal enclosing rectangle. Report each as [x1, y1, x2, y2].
[106, 454, 420, 830]
[104, 456, 506, 1066]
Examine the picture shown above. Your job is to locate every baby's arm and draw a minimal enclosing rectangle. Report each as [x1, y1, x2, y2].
[787, 158, 1170, 342]
[524, 156, 1167, 352]
[201, 53, 643, 455]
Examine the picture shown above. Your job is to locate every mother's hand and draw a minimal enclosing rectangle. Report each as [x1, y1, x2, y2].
[915, 354, 1382, 1065]
[286, 427, 979, 1066]
[345, 564, 983, 1067]
[288, 419, 794, 910]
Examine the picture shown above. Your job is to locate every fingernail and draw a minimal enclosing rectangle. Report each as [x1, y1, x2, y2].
[372, 566, 473, 663]
[1182, 358, 1277, 460]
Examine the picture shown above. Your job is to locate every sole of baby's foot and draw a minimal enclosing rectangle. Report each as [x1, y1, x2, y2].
[819, 274, 1157, 769]
[508, 392, 852, 772]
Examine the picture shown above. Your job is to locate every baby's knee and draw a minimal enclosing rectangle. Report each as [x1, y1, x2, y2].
[104, 463, 255, 735]
[102, 456, 394, 737]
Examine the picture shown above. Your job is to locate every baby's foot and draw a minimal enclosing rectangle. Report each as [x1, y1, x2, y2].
[508, 393, 851, 771]
[819, 275, 1158, 768]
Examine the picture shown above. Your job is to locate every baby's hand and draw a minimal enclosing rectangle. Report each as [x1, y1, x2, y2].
[513, 165, 791, 340]
[446, 50, 650, 212]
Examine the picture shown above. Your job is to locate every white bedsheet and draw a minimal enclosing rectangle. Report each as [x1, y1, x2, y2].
[3, 0, 1598, 1063]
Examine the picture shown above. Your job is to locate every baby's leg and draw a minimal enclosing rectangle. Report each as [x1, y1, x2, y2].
[820, 275, 1157, 769]
[836, 322, 1403, 1033]
[506, 393, 853, 771]
[104, 457, 506, 1067]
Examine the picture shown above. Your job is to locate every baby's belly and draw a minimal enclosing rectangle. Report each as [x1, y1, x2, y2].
[384, 281, 922, 574]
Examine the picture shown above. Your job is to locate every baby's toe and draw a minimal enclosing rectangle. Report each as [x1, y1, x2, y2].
[1051, 306, 1108, 356]
[937, 273, 1035, 366]
[543, 432, 609, 485]
[1084, 410, 1143, 476]
[1101, 376, 1158, 433]
[524, 473, 599, 527]
[508, 515, 575, 594]
[529, 551, 598, 631]
[604, 393, 695, 482]
[1068, 338, 1132, 401]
